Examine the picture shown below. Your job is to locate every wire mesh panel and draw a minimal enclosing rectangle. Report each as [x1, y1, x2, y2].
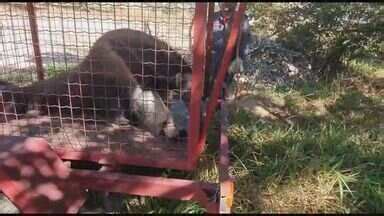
[0, 3, 196, 166]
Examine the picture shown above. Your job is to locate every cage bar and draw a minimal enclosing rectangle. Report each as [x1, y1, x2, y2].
[26, 3, 45, 81]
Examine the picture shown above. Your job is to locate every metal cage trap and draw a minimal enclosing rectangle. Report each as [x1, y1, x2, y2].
[0, 2, 246, 213]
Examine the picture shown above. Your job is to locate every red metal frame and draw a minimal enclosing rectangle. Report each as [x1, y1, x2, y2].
[187, 3, 207, 170]
[0, 100, 234, 213]
[54, 147, 190, 171]
[69, 169, 219, 212]
[0, 135, 218, 213]
[22, 2, 246, 172]
[0, 3, 248, 213]
[67, 100, 234, 213]
[192, 3, 247, 168]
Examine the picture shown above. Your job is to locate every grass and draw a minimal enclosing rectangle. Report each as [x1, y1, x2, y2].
[225, 59, 384, 213]
[0, 63, 74, 87]
[0, 68, 35, 86]
[46, 64, 72, 78]
[348, 58, 384, 79]
[228, 112, 383, 213]
[121, 197, 206, 214]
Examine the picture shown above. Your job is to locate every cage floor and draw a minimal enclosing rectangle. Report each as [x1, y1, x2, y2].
[0, 115, 187, 162]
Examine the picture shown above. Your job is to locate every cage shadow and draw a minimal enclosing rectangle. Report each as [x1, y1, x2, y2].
[1, 113, 187, 164]
[0, 136, 86, 213]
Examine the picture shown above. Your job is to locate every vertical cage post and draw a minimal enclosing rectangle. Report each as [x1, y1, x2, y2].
[195, 3, 247, 166]
[27, 2, 45, 81]
[187, 3, 207, 169]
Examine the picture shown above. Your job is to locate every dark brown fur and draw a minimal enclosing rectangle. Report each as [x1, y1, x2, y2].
[0, 80, 28, 122]
[21, 70, 132, 122]
[0, 28, 192, 137]
[82, 28, 192, 104]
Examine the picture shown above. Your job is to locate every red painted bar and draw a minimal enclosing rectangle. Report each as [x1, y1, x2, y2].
[69, 169, 219, 212]
[27, 3, 45, 81]
[54, 148, 191, 171]
[0, 3, 240, 214]
[187, 3, 207, 169]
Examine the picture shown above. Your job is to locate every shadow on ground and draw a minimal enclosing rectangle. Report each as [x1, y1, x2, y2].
[225, 77, 384, 213]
